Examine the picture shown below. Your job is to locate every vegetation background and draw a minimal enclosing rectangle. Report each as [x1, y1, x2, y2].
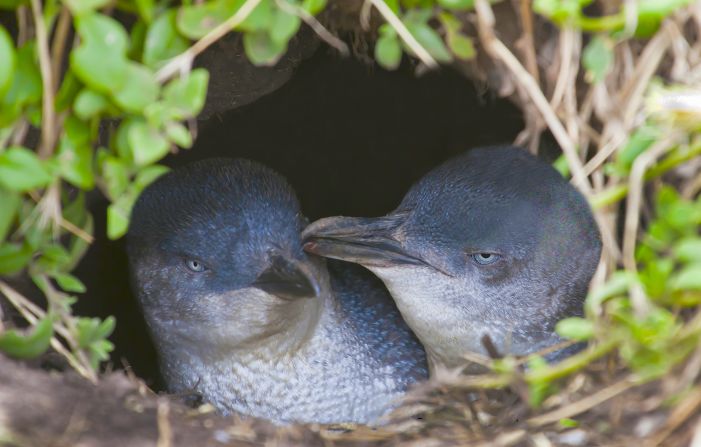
[0, 0, 700, 445]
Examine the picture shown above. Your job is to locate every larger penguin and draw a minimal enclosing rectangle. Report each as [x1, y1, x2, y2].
[127, 158, 428, 424]
[303, 146, 602, 371]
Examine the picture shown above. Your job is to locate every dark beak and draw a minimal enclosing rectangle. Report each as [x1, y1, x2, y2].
[301, 214, 429, 269]
[252, 255, 321, 300]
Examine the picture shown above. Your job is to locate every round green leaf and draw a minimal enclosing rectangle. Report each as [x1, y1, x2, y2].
[0, 43, 42, 128]
[62, 0, 110, 16]
[555, 317, 595, 341]
[447, 32, 474, 60]
[128, 121, 170, 166]
[270, 9, 301, 44]
[583, 35, 613, 84]
[177, 2, 227, 39]
[107, 196, 133, 239]
[74, 88, 110, 120]
[0, 147, 53, 192]
[111, 62, 159, 113]
[375, 34, 402, 70]
[243, 30, 287, 66]
[71, 14, 129, 92]
[404, 11, 453, 63]
[57, 132, 95, 190]
[0, 25, 15, 98]
[162, 68, 209, 118]
[165, 122, 193, 148]
[143, 10, 190, 69]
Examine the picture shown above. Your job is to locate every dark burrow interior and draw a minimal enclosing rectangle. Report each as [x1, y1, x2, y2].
[72, 47, 525, 390]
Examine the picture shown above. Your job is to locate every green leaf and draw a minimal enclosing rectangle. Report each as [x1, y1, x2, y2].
[0, 0, 26, 9]
[447, 32, 474, 59]
[71, 14, 129, 93]
[0, 188, 20, 242]
[57, 117, 94, 189]
[674, 239, 701, 263]
[76, 316, 115, 347]
[61, 0, 110, 16]
[0, 316, 53, 359]
[74, 89, 110, 120]
[270, 8, 301, 44]
[111, 62, 159, 113]
[0, 147, 53, 192]
[585, 271, 632, 316]
[107, 196, 132, 239]
[56, 73, 85, 114]
[243, 30, 288, 66]
[437, 0, 473, 10]
[53, 272, 87, 293]
[375, 33, 402, 70]
[302, 0, 326, 14]
[165, 122, 192, 148]
[556, 317, 594, 341]
[162, 69, 209, 118]
[0, 242, 33, 275]
[0, 43, 42, 127]
[177, 1, 229, 39]
[133, 164, 169, 193]
[671, 264, 701, 291]
[101, 155, 130, 200]
[129, 121, 170, 166]
[134, 0, 155, 22]
[404, 10, 453, 63]
[582, 35, 613, 84]
[0, 25, 15, 98]
[143, 10, 190, 69]
[237, 0, 274, 32]
[615, 125, 659, 172]
[35, 244, 72, 273]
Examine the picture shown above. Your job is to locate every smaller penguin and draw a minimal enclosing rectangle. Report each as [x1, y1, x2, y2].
[127, 158, 428, 424]
[303, 146, 602, 371]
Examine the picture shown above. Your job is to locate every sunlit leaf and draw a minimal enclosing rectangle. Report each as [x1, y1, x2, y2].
[143, 10, 189, 69]
[111, 62, 159, 113]
[243, 30, 288, 66]
[128, 121, 170, 166]
[0, 147, 53, 192]
[583, 35, 613, 83]
[0, 25, 16, 98]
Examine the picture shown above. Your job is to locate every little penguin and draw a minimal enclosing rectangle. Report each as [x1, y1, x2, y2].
[127, 158, 428, 424]
[303, 146, 602, 371]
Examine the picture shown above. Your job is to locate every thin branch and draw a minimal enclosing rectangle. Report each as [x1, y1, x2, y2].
[622, 136, 675, 316]
[518, 0, 539, 85]
[0, 281, 96, 383]
[50, 7, 72, 92]
[30, 0, 56, 158]
[365, 0, 438, 69]
[474, 0, 592, 195]
[527, 376, 636, 427]
[156, 0, 264, 83]
[275, 0, 349, 56]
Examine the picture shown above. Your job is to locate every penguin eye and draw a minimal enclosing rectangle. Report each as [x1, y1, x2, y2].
[472, 253, 501, 265]
[185, 259, 207, 272]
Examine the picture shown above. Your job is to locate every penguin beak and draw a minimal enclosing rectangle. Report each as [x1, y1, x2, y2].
[252, 255, 321, 300]
[302, 215, 428, 269]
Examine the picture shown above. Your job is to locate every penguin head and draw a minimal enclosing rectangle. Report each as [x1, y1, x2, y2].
[128, 158, 322, 356]
[304, 146, 601, 365]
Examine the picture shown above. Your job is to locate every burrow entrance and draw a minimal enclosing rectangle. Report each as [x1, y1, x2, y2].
[73, 47, 525, 389]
